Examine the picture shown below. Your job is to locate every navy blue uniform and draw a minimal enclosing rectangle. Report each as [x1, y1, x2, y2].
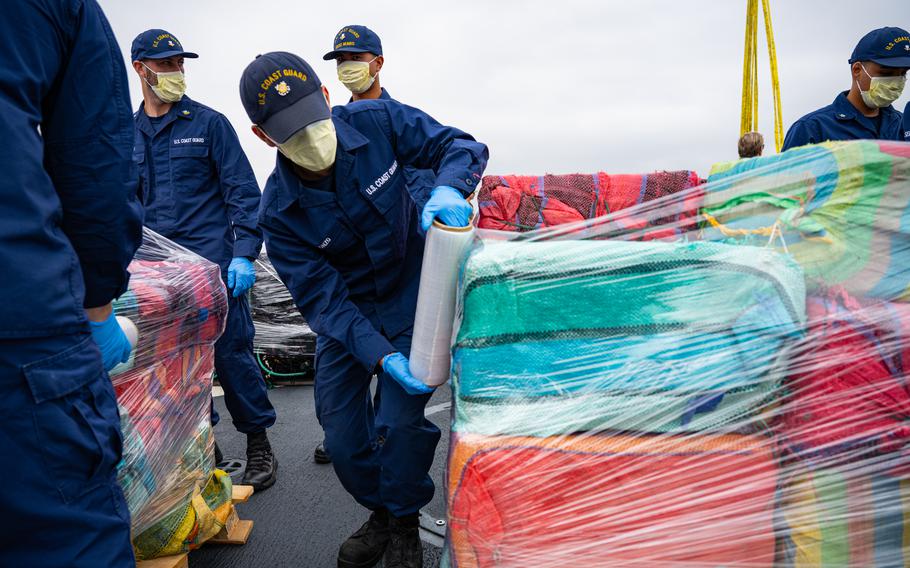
[782, 91, 904, 151]
[354, 88, 435, 213]
[0, 0, 142, 565]
[260, 100, 487, 515]
[134, 96, 275, 434]
[903, 101, 909, 142]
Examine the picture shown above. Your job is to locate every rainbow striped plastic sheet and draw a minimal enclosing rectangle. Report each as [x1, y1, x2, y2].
[704, 141, 910, 301]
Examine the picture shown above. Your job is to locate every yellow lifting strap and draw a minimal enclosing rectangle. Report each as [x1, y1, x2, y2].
[741, 0, 783, 152]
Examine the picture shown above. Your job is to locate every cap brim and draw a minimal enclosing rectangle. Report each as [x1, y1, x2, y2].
[870, 55, 910, 68]
[143, 50, 199, 60]
[260, 88, 331, 144]
[322, 47, 371, 60]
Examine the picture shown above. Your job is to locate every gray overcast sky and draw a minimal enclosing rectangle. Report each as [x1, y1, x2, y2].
[101, 0, 909, 185]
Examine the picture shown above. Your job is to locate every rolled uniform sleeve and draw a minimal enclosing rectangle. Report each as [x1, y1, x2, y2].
[380, 103, 489, 198]
[42, 0, 142, 307]
[210, 114, 264, 259]
[261, 214, 395, 372]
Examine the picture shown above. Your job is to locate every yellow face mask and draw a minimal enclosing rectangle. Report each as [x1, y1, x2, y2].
[337, 58, 377, 94]
[142, 63, 186, 103]
[278, 119, 338, 172]
[859, 64, 906, 108]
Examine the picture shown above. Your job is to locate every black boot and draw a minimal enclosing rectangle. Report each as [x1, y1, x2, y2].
[383, 513, 422, 568]
[213, 441, 224, 467]
[241, 431, 277, 491]
[338, 509, 390, 568]
[314, 440, 332, 464]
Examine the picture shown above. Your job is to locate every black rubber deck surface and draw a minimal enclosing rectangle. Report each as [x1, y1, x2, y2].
[191, 383, 451, 568]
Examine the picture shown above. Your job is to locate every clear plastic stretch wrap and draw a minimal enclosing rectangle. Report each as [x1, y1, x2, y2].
[110, 228, 233, 560]
[444, 141, 910, 567]
[251, 251, 316, 356]
[412, 220, 477, 387]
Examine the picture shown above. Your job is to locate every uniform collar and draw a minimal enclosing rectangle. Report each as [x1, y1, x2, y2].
[831, 90, 899, 122]
[831, 91, 857, 121]
[172, 96, 196, 120]
[272, 115, 371, 211]
[346, 87, 393, 104]
[135, 96, 195, 136]
[335, 116, 370, 152]
[273, 155, 335, 209]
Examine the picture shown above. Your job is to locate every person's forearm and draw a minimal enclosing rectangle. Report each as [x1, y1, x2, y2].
[85, 302, 113, 322]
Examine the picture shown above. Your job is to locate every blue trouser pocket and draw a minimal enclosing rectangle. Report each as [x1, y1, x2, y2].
[22, 336, 124, 504]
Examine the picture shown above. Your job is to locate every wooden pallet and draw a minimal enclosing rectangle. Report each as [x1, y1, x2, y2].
[135, 555, 189, 568]
[231, 483, 254, 503]
[135, 484, 254, 568]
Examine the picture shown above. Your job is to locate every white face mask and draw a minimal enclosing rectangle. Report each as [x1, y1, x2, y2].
[337, 58, 378, 94]
[277, 119, 337, 172]
[858, 64, 906, 108]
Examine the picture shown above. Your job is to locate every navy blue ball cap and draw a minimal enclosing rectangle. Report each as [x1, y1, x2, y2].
[131, 29, 198, 61]
[849, 27, 910, 68]
[322, 25, 383, 60]
[239, 52, 330, 144]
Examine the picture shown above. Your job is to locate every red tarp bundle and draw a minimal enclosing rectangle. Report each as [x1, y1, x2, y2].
[447, 432, 778, 568]
[113, 258, 226, 478]
[777, 286, 910, 466]
[477, 171, 703, 234]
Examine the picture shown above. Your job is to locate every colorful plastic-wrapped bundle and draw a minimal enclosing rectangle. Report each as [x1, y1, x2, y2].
[702, 141, 910, 300]
[110, 228, 234, 560]
[444, 140, 910, 567]
[250, 252, 316, 375]
[476, 170, 703, 235]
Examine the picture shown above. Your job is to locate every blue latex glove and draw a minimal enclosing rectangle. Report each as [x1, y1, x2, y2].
[382, 353, 434, 395]
[420, 186, 472, 232]
[90, 312, 132, 372]
[227, 257, 256, 298]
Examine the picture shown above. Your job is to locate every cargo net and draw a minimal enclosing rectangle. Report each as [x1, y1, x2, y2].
[110, 228, 233, 560]
[446, 140, 910, 567]
[476, 170, 703, 235]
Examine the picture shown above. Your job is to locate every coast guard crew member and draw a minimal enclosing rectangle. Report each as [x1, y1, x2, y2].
[0, 1, 143, 566]
[782, 27, 909, 151]
[130, 29, 277, 490]
[310, 24, 437, 466]
[326, 25, 436, 213]
[240, 52, 487, 568]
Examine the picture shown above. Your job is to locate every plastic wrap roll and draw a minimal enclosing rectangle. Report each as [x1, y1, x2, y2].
[410, 219, 476, 387]
[109, 316, 139, 374]
[117, 315, 139, 348]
